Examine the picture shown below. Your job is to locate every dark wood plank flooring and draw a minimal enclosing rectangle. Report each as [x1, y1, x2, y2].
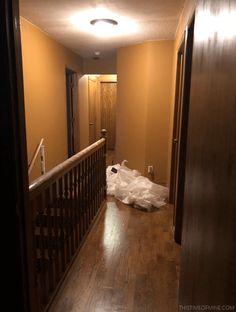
[49, 197, 180, 312]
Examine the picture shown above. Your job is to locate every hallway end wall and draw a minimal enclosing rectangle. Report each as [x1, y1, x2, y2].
[116, 41, 174, 185]
[145, 41, 174, 185]
[78, 75, 90, 150]
[21, 18, 82, 182]
[116, 44, 149, 175]
[83, 57, 117, 74]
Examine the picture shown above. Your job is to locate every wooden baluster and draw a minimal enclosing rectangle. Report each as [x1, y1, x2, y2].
[36, 192, 47, 307]
[88, 157, 92, 224]
[69, 169, 75, 255]
[30, 197, 41, 310]
[88, 155, 92, 224]
[85, 158, 89, 231]
[91, 153, 95, 219]
[95, 150, 99, 213]
[52, 182, 60, 283]
[78, 163, 82, 242]
[85, 157, 89, 230]
[82, 161, 86, 235]
[93, 153, 96, 216]
[45, 186, 54, 293]
[58, 178, 66, 272]
[101, 129, 107, 203]
[64, 173, 71, 263]
[103, 143, 107, 199]
[99, 148, 102, 206]
[86, 157, 89, 227]
[73, 166, 79, 248]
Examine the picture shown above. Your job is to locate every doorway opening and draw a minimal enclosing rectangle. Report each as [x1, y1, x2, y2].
[65, 68, 78, 157]
[79, 74, 117, 165]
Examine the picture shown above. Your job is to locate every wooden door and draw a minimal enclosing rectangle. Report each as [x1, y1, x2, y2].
[100, 82, 117, 150]
[88, 77, 97, 145]
[179, 0, 236, 307]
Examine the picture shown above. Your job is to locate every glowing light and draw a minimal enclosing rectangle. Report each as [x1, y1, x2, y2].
[90, 19, 118, 38]
[196, 8, 236, 42]
[217, 10, 236, 40]
[70, 8, 138, 38]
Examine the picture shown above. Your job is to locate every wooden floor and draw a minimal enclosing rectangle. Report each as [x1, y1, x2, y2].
[49, 197, 180, 312]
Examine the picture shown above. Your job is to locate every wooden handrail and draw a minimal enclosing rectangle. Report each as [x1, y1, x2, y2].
[28, 138, 44, 175]
[29, 138, 105, 197]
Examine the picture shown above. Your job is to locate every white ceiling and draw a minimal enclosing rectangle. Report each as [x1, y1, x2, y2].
[19, 0, 185, 59]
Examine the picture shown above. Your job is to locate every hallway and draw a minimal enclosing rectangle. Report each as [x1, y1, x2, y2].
[49, 197, 180, 312]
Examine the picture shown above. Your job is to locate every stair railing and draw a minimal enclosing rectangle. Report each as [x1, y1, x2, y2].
[28, 131, 107, 312]
[28, 138, 46, 176]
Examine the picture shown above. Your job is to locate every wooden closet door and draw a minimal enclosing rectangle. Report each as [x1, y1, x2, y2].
[100, 82, 117, 150]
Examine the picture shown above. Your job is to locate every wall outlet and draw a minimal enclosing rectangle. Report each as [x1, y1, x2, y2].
[148, 165, 154, 174]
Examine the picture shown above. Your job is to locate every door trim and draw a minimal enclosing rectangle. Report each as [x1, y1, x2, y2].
[170, 15, 195, 244]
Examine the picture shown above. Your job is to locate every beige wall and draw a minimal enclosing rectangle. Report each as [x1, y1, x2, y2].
[83, 57, 117, 74]
[116, 44, 149, 174]
[21, 18, 82, 182]
[175, 0, 196, 50]
[116, 41, 174, 185]
[78, 75, 90, 150]
[145, 41, 174, 185]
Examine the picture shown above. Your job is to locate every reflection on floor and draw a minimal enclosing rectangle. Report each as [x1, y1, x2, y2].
[49, 197, 180, 312]
[106, 149, 115, 166]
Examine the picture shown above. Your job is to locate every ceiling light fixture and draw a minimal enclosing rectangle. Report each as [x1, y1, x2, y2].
[90, 18, 118, 38]
[70, 8, 138, 38]
[90, 18, 118, 26]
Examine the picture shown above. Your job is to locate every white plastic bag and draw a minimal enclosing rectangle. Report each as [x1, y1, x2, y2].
[106, 160, 169, 211]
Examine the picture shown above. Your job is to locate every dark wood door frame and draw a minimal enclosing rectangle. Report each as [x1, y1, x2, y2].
[170, 16, 195, 244]
[1, 0, 35, 310]
[66, 68, 77, 157]
[169, 38, 185, 205]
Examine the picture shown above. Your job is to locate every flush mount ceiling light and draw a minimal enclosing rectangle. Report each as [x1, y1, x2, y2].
[70, 8, 138, 39]
[90, 18, 118, 26]
[90, 18, 118, 38]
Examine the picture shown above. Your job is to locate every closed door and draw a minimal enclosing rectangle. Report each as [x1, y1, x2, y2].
[100, 82, 117, 150]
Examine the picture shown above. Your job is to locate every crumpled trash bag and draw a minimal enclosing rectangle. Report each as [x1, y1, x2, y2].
[106, 160, 169, 211]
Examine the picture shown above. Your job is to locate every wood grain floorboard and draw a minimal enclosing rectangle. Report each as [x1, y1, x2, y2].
[49, 197, 180, 312]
